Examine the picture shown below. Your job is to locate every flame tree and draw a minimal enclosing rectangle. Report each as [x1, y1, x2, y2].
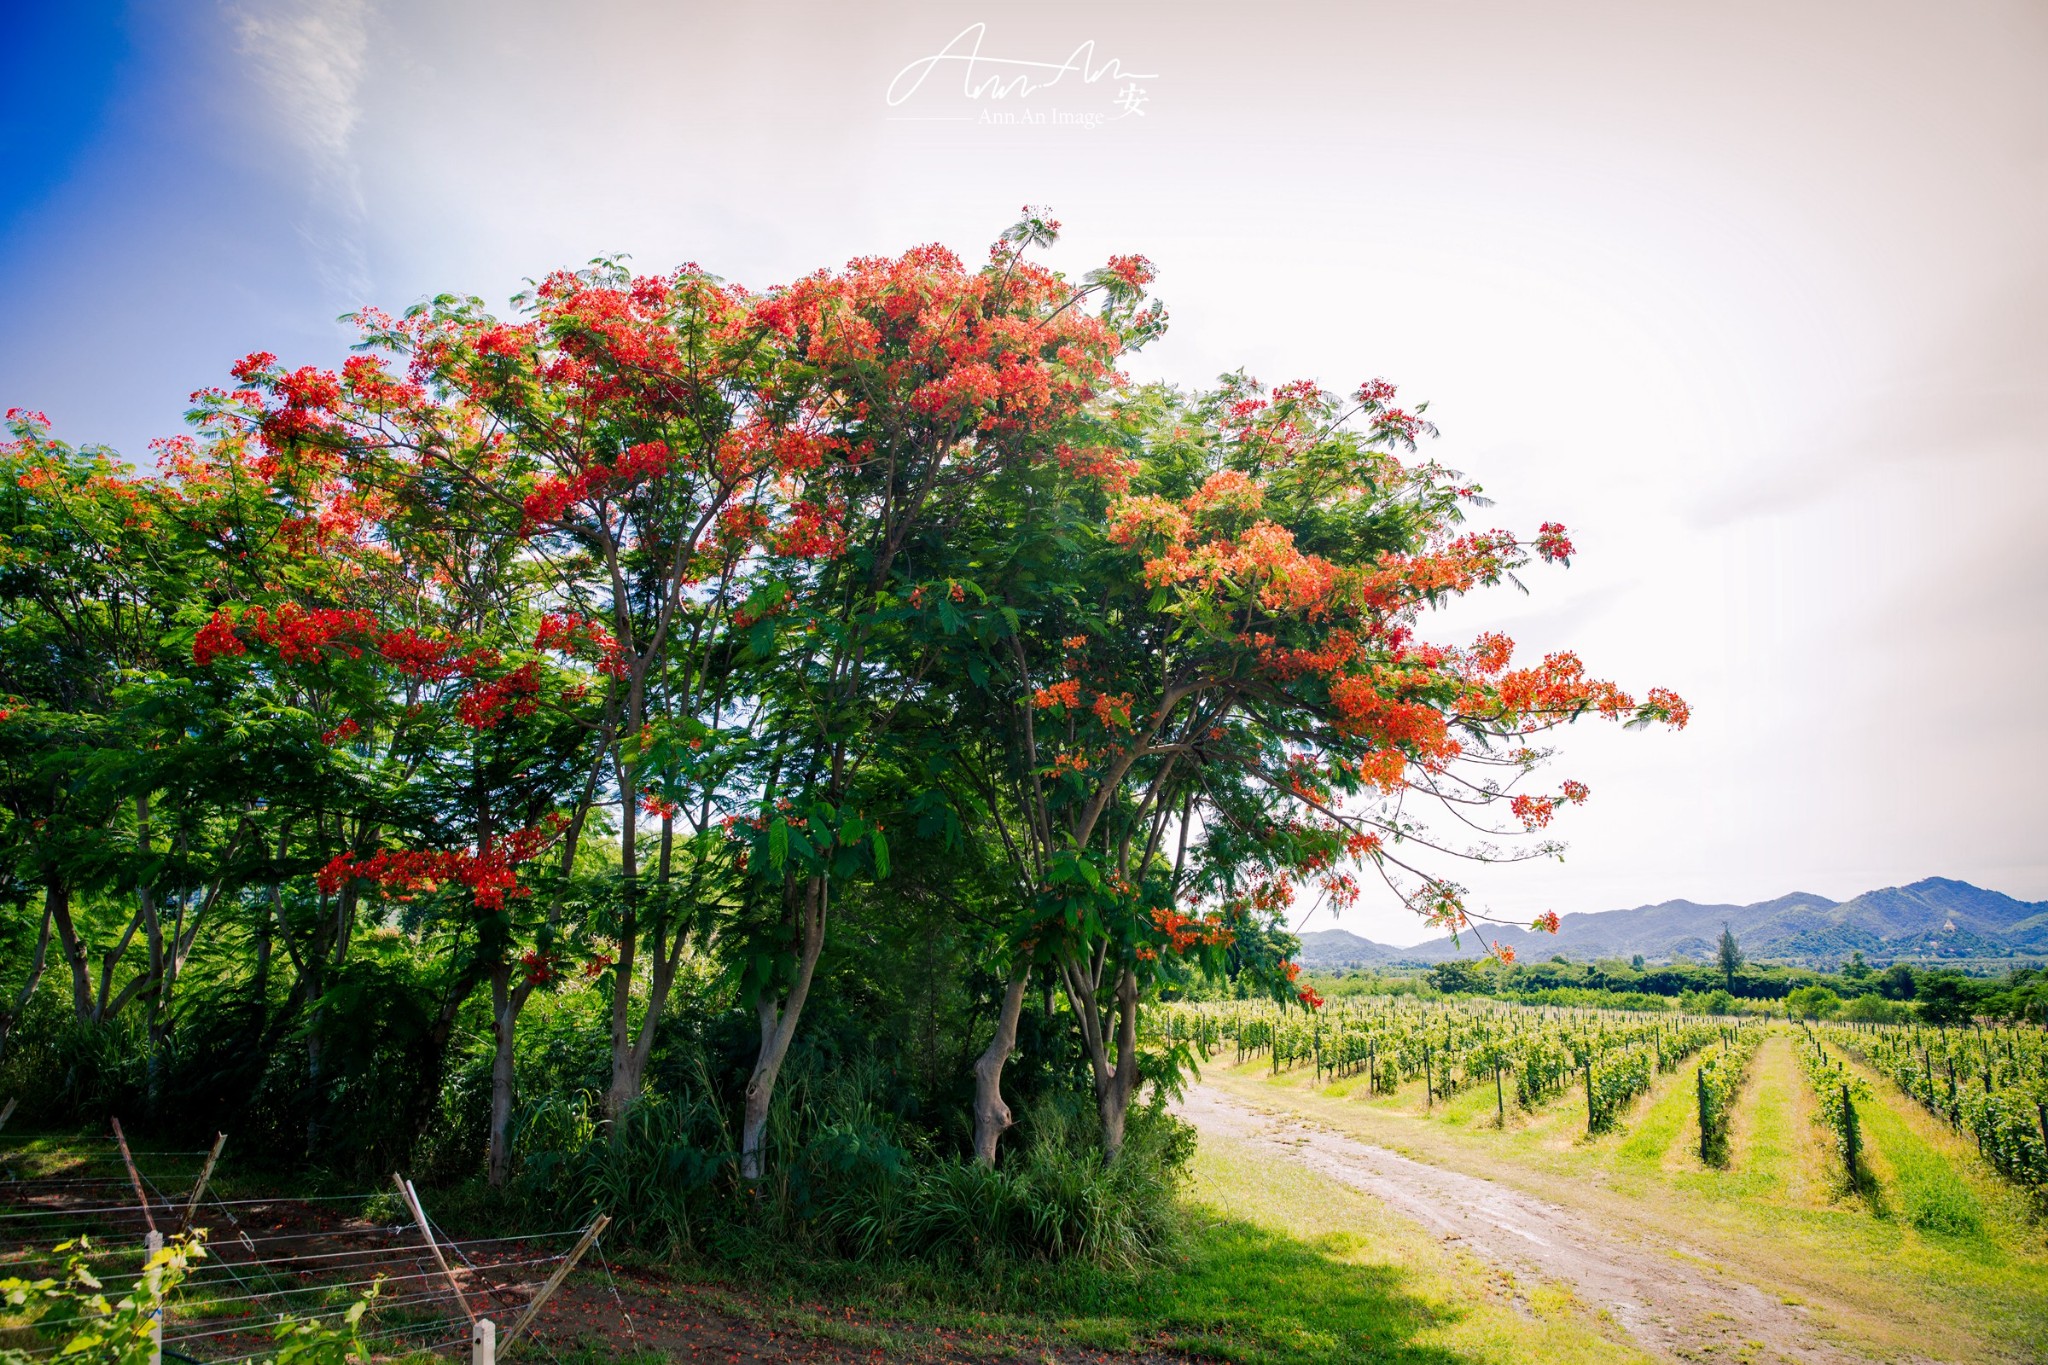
[911, 364, 1687, 1161]
[0, 212, 1688, 1188]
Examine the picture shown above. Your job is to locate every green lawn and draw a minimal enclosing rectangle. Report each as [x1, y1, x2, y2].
[716, 1132, 1647, 1364]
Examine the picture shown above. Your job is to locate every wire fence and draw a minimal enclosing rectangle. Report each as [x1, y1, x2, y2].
[0, 1124, 613, 1364]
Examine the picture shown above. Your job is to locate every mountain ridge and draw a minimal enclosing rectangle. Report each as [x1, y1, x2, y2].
[1296, 877, 2048, 971]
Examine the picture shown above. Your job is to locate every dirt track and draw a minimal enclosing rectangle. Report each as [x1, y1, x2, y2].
[1178, 1085, 1873, 1365]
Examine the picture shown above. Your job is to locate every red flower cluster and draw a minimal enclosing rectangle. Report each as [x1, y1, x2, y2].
[1031, 678, 1081, 710]
[320, 836, 542, 912]
[246, 604, 378, 664]
[1151, 905, 1235, 954]
[1056, 443, 1137, 494]
[376, 627, 462, 681]
[639, 789, 681, 820]
[1104, 254, 1157, 290]
[535, 613, 629, 678]
[772, 501, 846, 559]
[456, 662, 540, 729]
[193, 611, 246, 666]
[1534, 522, 1575, 564]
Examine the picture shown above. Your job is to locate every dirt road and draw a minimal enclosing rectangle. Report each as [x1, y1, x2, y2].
[1178, 1084, 1870, 1364]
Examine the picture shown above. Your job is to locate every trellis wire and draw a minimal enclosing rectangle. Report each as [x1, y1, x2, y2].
[5, 1152, 600, 1365]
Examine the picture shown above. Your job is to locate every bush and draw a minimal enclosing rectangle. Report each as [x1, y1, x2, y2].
[1785, 986, 1841, 1020]
[1678, 987, 1740, 1014]
[512, 1058, 1192, 1270]
[1838, 993, 1904, 1024]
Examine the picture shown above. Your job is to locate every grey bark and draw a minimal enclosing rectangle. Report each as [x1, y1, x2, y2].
[971, 965, 1032, 1165]
[740, 875, 827, 1178]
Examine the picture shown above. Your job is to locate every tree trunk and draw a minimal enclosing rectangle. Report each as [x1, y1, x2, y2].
[487, 961, 526, 1188]
[1055, 953, 1142, 1162]
[44, 877, 92, 1022]
[604, 750, 642, 1118]
[603, 901, 641, 1117]
[740, 876, 827, 1179]
[971, 965, 1031, 1166]
[0, 901, 54, 1067]
[1097, 967, 1140, 1161]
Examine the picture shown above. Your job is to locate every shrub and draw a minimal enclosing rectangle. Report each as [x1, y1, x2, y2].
[1785, 986, 1842, 1020]
[511, 1060, 1192, 1269]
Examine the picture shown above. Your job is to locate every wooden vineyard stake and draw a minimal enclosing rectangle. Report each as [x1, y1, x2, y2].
[395, 1173, 477, 1325]
[179, 1133, 226, 1234]
[501, 1214, 612, 1351]
[0, 1098, 15, 1134]
[111, 1117, 157, 1233]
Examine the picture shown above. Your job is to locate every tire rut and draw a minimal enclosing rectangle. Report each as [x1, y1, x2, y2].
[1178, 1084, 1876, 1364]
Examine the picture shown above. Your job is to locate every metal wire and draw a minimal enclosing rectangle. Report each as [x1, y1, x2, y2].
[193, 1225, 583, 1259]
[202, 1324, 469, 1365]
[160, 1287, 463, 1346]
[593, 1232, 642, 1350]
[0, 1191, 384, 1220]
[175, 1253, 564, 1309]
[169, 1229, 583, 1293]
[0, 1201, 180, 1220]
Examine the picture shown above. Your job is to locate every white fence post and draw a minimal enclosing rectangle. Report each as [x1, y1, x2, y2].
[144, 1228, 164, 1365]
[471, 1316, 496, 1365]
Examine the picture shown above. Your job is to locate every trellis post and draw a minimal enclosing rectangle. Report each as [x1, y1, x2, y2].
[111, 1117, 157, 1233]
[471, 1316, 496, 1365]
[144, 1228, 164, 1365]
[501, 1213, 612, 1351]
[180, 1132, 226, 1233]
[395, 1173, 478, 1324]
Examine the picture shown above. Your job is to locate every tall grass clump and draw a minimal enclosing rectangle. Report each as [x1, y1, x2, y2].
[511, 1051, 1191, 1269]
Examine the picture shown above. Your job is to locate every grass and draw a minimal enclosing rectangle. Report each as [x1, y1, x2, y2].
[703, 1133, 1648, 1364]
[1202, 1029, 2048, 1363]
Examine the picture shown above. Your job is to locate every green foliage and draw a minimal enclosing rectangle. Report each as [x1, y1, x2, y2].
[1694, 1025, 1765, 1165]
[1785, 985, 1842, 1020]
[512, 1058, 1191, 1269]
[0, 1235, 373, 1365]
[1839, 993, 1906, 1024]
[1795, 1033, 1870, 1182]
[1718, 925, 1744, 987]
[1828, 1018, 2048, 1192]
[1916, 972, 1987, 1026]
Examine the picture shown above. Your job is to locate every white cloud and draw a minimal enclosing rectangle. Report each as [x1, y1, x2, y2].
[228, 0, 373, 299]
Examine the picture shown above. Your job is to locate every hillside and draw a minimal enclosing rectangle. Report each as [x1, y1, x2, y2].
[1296, 877, 2048, 970]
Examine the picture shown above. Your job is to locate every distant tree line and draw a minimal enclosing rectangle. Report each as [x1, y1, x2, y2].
[1415, 952, 2047, 1024]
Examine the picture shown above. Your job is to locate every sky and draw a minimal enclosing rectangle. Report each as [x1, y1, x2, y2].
[4, 0, 2043, 945]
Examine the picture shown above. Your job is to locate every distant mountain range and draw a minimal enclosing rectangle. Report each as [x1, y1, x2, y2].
[1297, 878, 2048, 972]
